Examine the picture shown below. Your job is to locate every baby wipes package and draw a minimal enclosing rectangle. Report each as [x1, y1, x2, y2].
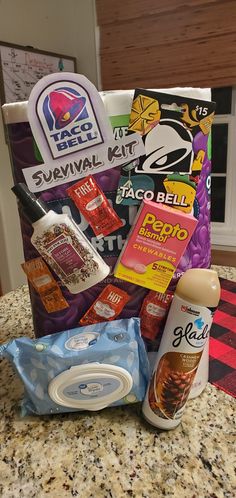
[0, 318, 149, 416]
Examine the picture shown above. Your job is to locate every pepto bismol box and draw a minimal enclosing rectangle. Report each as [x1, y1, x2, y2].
[115, 200, 198, 293]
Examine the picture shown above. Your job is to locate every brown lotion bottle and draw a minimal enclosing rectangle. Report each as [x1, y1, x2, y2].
[12, 183, 110, 294]
[142, 269, 220, 429]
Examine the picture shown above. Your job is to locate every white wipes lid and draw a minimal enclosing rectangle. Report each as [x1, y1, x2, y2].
[48, 363, 133, 411]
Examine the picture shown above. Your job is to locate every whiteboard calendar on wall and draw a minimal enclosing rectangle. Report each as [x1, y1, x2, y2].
[0, 42, 76, 104]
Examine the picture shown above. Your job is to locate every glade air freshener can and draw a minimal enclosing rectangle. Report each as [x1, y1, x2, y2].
[142, 269, 220, 430]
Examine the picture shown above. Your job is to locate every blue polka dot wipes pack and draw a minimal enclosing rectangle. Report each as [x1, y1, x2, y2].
[0, 318, 149, 416]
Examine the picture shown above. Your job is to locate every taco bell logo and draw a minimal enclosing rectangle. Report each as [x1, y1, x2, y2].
[36, 81, 104, 159]
[43, 88, 88, 130]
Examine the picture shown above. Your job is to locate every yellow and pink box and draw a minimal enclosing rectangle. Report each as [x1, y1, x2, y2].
[115, 200, 198, 293]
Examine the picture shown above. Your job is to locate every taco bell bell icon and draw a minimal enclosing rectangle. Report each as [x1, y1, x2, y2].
[44, 88, 87, 130]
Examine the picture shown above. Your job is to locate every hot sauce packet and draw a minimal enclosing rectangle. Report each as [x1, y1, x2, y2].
[80, 284, 130, 325]
[40, 287, 69, 313]
[22, 257, 57, 293]
[22, 258, 69, 313]
[140, 290, 173, 341]
[67, 175, 123, 238]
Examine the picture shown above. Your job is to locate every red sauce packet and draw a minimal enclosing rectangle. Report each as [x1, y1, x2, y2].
[80, 284, 130, 325]
[67, 175, 123, 238]
[22, 258, 69, 313]
[140, 290, 173, 341]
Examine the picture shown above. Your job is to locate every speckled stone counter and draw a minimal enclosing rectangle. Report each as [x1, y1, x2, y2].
[0, 266, 235, 498]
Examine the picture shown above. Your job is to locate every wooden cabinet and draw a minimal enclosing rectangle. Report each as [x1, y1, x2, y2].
[97, 0, 236, 90]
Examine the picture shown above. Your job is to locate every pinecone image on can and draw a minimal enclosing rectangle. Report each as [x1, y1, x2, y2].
[159, 369, 196, 418]
[148, 352, 200, 419]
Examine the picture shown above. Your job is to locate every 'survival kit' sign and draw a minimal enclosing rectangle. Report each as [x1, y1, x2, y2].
[25, 73, 145, 192]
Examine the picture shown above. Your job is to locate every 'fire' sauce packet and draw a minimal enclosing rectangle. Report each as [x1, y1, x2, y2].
[22, 258, 69, 313]
[80, 284, 130, 325]
[140, 290, 173, 341]
[67, 175, 123, 238]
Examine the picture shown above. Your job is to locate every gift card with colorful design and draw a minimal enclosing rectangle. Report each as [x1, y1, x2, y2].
[116, 89, 216, 214]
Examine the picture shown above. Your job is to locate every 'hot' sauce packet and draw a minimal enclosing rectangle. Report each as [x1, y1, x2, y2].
[22, 258, 69, 313]
[80, 284, 130, 325]
[67, 175, 123, 238]
[140, 290, 173, 341]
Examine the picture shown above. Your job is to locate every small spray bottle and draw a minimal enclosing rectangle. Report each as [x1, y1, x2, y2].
[12, 183, 110, 294]
[142, 269, 220, 430]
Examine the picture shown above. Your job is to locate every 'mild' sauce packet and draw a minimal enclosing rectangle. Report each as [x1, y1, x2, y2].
[22, 258, 69, 313]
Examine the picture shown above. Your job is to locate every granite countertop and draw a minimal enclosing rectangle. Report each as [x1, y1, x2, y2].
[0, 266, 235, 498]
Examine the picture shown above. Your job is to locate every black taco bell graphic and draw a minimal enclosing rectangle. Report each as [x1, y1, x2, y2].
[136, 119, 194, 175]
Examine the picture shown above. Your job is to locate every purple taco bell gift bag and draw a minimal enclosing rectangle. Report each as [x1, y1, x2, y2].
[2, 86, 213, 339]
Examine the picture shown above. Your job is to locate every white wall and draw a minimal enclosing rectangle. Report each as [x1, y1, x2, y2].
[0, 0, 98, 293]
